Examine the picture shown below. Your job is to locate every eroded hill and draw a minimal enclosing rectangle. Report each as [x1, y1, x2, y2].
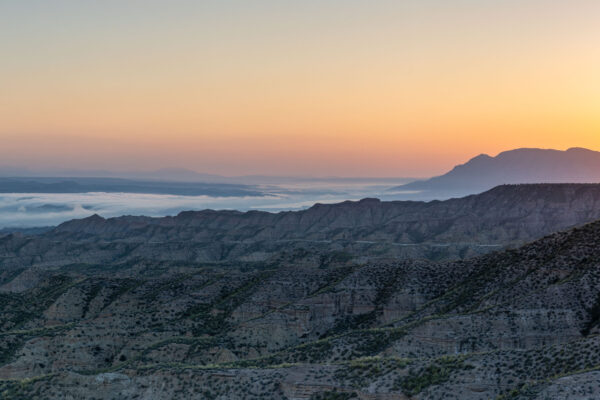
[2, 184, 600, 269]
[0, 188, 600, 398]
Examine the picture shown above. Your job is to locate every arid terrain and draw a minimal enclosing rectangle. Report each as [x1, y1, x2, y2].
[1, 184, 600, 399]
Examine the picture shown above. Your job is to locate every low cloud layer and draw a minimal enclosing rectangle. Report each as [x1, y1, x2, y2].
[0, 181, 401, 228]
[0, 193, 269, 228]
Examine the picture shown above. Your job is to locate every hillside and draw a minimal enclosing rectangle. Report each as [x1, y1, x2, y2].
[12, 184, 594, 266]
[1, 207, 600, 398]
[395, 147, 600, 198]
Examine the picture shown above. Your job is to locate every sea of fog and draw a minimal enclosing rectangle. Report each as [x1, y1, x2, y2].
[0, 180, 421, 228]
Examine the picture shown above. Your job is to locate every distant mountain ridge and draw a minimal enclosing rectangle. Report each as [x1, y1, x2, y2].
[40, 184, 600, 265]
[0, 177, 264, 197]
[394, 147, 600, 198]
[0, 166, 413, 185]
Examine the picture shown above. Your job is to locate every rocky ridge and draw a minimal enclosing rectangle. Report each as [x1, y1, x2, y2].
[0, 184, 597, 269]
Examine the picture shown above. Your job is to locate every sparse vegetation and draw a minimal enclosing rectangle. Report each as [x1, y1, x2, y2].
[2, 186, 600, 398]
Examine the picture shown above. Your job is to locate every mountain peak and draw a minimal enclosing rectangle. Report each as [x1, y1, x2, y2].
[397, 147, 600, 197]
[87, 213, 105, 221]
[466, 153, 493, 164]
[567, 146, 594, 153]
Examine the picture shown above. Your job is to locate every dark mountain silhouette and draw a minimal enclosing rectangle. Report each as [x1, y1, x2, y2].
[393, 147, 600, 198]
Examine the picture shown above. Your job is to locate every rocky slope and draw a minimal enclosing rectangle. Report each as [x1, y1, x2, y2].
[0, 197, 600, 398]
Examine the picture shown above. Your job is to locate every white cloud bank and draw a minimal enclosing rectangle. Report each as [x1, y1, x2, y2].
[0, 181, 402, 228]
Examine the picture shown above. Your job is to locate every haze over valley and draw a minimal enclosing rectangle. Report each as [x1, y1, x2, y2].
[1, 147, 599, 229]
[0, 177, 413, 228]
[2, 1, 600, 398]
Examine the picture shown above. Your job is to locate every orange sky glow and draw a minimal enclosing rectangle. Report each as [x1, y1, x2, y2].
[1, 1, 599, 177]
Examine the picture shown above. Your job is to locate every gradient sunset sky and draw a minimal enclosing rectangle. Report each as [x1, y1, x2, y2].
[1, 0, 599, 177]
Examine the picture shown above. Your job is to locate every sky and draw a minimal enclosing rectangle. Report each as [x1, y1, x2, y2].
[1, 0, 599, 177]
